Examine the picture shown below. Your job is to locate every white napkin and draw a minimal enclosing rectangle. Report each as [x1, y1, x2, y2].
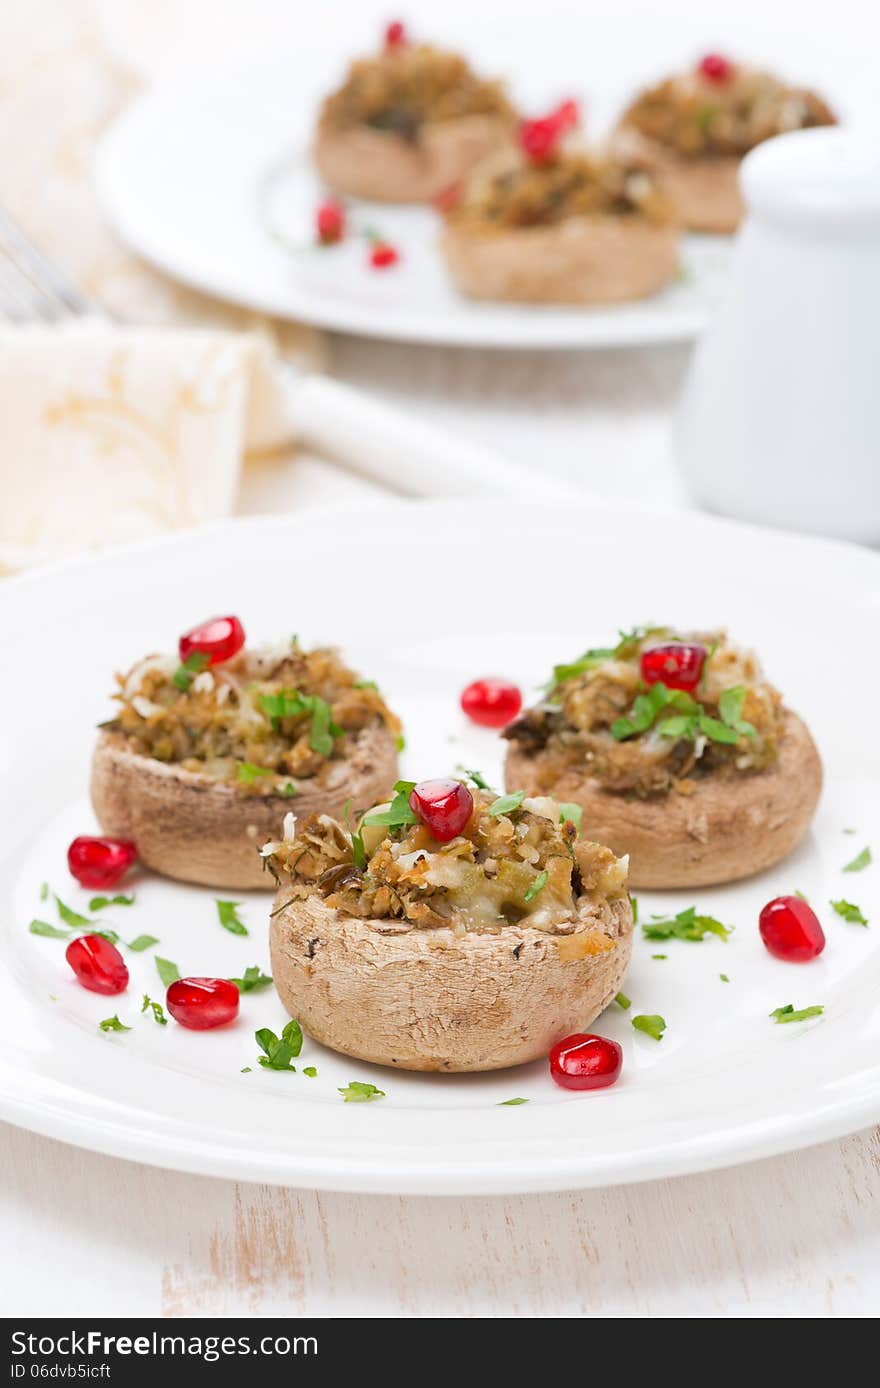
[0, 323, 297, 573]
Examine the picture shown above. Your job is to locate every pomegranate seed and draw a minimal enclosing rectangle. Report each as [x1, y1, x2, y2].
[369, 242, 399, 269]
[66, 935, 129, 995]
[166, 977, 240, 1031]
[384, 19, 407, 48]
[316, 199, 346, 245]
[552, 98, 581, 131]
[409, 779, 474, 843]
[433, 181, 463, 214]
[698, 53, 735, 84]
[68, 835, 137, 889]
[519, 116, 561, 164]
[549, 1033, 622, 1091]
[460, 678, 523, 728]
[759, 896, 826, 962]
[640, 642, 707, 692]
[179, 615, 245, 667]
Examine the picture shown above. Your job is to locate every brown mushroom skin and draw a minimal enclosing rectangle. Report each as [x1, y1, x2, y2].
[442, 215, 680, 305]
[269, 892, 632, 1072]
[90, 725, 398, 891]
[505, 710, 821, 890]
[314, 114, 512, 204]
[610, 127, 742, 233]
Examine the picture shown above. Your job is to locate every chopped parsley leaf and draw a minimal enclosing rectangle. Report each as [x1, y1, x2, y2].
[720, 973, 730, 983]
[98, 1014, 131, 1033]
[630, 895, 638, 924]
[54, 895, 92, 929]
[126, 935, 159, 953]
[141, 994, 168, 1026]
[830, 899, 868, 926]
[651, 953, 667, 960]
[303, 1065, 318, 1078]
[523, 870, 548, 904]
[362, 780, 418, 830]
[155, 955, 181, 987]
[39, 882, 48, 901]
[236, 761, 272, 785]
[642, 906, 732, 943]
[395, 733, 406, 753]
[89, 894, 135, 911]
[794, 889, 809, 902]
[632, 1013, 666, 1041]
[498, 1097, 529, 1106]
[172, 649, 209, 691]
[488, 790, 525, 818]
[216, 900, 249, 936]
[29, 919, 70, 939]
[339, 1081, 385, 1103]
[843, 846, 872, 873]
[770, 1003, 824, 1024]
[241, 1066, 252, 1073]
[281, 782, 298, 798]
[354, 679, 378, 691]
[456, 766, 491, 790]
[557, 802, 583, 831]
[614, 991, 632, 1010]
[255, 1019, 303, 1071]
[228, 965, 273, 992]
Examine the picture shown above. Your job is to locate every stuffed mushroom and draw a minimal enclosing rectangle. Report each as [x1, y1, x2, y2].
[441, 134, 680, 305]
[266, 777, 632, 1071]
[91, 617, 400, 890]
[314, 22, 515, 204]
[504, 627, 822, 889]
[614, 54, 835, 233]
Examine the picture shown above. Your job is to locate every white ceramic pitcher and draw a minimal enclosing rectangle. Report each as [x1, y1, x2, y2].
[675, 127, 880, 544]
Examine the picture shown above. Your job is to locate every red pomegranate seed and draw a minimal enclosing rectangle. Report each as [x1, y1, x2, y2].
[68, 835, 137, 890]
[549, 1033, 623, 1091]
[369, 242, 399, 269]
[552, 98, 581, 130]
[519, 116, 561, 164]
[385, 19, 407, 48]
[316, 199, 346, 245]
[759, 896, 826, 962]
[409, 779, 474, 843]
[166, 977, 240, 1031]
[460, 678, 523, 728]
[433, 181, 463, 214]
[640, 642, 707, 692]
[698, 53, 735, 84]
[66, 934, 129, 995]
[179, 615, 245, 667]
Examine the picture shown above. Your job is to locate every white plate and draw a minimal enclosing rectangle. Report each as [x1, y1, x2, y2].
[2, 498, 880, 1193]
[92, 22, 737, 350]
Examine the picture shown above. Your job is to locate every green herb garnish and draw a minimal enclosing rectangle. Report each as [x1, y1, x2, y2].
[498, 1097, 529, 1106]
[89, 894, 135, 911]
[99, 1015, 131, 1033]
[126, 934, 159, 952]
[141, 994, 168, 1026]
[54, 895, 92, 929]
[362, 780, 418, 829]
[228, 965, 273, 992]
[457, 766, 491, 790]
[155, 956, 181, 987]
[29, 919, 70, 939]
[830, 899, 868, 926]
[255, 1019, 303, 1071]
[339, 1081, 385, 1103]
[642, 906, 732, 943]
[172, 649, 209, 691]
[523, 870, 548, 904]
[236, 761, 272, 785]
[632, 1013, 666, 1041]
[216, 900, 249, 936]
[303, 1065, 318, 1078]
[843, 846, 872, 873]
[557, 802, 583, 831]
[241, 1066, 252, 1073]
[770, 1003, 824, 1024]
[614, 991, 632, 1010]
[39, 882, 48, 901]
[720, 973, 730, 983]
[258, 689, 341, 757]
[487, 790, 525, 818]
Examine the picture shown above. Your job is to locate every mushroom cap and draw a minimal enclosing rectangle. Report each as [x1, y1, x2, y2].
[505, 709, 822, 889]
[90, 724, 398, 890]
[269, 889, 633, 1072]
[610, 126, 743, 233]
[313, 112, 512, 203]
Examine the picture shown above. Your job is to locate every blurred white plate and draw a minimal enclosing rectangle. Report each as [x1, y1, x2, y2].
[93, 33, 733, 350]
[2, 498, 880, 1193]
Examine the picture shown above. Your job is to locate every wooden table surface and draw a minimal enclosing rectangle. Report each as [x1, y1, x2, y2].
[3, 0, 878, 1321]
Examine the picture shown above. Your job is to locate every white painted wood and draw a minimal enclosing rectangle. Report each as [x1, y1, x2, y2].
[2, 0, 878, 1321]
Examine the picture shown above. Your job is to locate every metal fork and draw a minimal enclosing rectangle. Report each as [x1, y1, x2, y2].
[0, 208, 97, 323]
